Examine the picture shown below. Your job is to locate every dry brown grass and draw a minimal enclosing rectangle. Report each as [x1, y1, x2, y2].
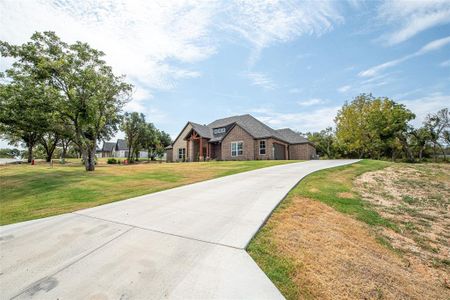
[268, 196, 449, 300]
[354, 163, 450, 293]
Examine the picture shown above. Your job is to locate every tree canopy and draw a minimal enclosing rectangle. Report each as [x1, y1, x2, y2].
[335, 94, 415, 160]
[1, 32, 132, 170]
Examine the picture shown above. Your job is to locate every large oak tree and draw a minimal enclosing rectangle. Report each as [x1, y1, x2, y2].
[1, 32, 132, 171]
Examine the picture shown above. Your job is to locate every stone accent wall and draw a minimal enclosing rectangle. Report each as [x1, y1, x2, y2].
[221, 125, 255, 160]
[289, 143, 316, 160]
[172, 123, 192, 162]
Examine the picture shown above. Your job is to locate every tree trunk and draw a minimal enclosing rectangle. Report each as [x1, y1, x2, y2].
[438, 144, 447, 161]
[398, 137, 415, 163]
[84, 144, 96, 171]
[127, 146, 132, 163]
[61, 145, 67, 163]
[433, 144, 438, 162]
[27, 145, 33, 163]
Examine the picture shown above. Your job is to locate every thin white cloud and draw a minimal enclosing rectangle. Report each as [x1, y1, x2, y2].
[337, 85, 351, 93]
[243, 72, 276, 90]
[289, 88, 302, 94]
[416, 36, 450, 55]
[225, 0, 343, 64]
[0, 0, 216, 102]
[359, 36, 450, 77]
[378, 0, 450, 45]
[297, 98, 326, 107]
[440, 59, 450, 67]
[251, 106, 340, 132]
[399, 93, 450, 127]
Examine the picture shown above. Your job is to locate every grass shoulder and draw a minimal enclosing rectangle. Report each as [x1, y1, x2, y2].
[247, 160, 450, 299]
[0, 159, 298, 225]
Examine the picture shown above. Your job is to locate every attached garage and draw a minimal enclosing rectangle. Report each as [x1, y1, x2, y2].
[273, 143, 286, 160]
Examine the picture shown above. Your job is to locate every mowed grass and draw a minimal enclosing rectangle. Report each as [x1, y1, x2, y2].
[247, 159, 391, 299]
[0, 159, 297, 225]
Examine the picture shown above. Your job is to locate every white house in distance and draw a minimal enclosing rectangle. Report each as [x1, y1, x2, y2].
[99, 139, 148, 159]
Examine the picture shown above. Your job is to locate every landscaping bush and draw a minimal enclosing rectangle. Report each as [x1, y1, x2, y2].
[107, 158, 117, 164]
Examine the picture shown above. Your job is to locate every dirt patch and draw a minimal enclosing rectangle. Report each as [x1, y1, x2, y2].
[354, 163, 450, 292]
[269, 196, 449, 299]
[309, 187, 320, 193]
[337, 192, 354, 199]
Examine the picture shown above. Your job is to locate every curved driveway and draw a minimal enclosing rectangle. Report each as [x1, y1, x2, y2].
[0, 160, 357, 299]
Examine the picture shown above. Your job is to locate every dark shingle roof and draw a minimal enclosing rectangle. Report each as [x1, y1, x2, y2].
[116, 139, 128, 150]
[102, 142, 116, 152]
[276, 128, 309, 144]
[190, 122, 212, 139]
[208, 114, 288, 142]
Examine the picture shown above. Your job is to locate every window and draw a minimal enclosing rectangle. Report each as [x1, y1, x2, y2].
[259, 140, 266, 155]
[178, 148, 186, 160]
[213, 127, 226, 134]
[231, 141, 243, 156]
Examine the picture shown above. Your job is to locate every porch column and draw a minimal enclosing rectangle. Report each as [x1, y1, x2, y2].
[186, 139, 190, 162]
[199, 138, 203, 161]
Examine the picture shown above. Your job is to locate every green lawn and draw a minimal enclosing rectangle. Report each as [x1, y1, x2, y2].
[247, 159, 391, 299]
[0, 160, 298, 225]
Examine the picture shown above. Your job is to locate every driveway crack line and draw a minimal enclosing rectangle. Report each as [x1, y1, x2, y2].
[72, 212, 244, 251]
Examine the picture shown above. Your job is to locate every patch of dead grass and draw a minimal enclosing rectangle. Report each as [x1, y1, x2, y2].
[337, 192, 354, 199]
[269, 196, 449, 299]
[354, 163, 450, 293]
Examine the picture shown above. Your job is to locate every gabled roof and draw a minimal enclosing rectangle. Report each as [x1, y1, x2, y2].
[116, 139, 128, 150]
[170, 114, 313, 147]
[102, 142, 116, 152]
[190, 122, 212, 139]
[276, 128, 309, 144]
[208, 114, 288, 142]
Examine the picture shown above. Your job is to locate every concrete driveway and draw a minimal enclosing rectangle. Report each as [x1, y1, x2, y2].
[0, 160, 357, 299]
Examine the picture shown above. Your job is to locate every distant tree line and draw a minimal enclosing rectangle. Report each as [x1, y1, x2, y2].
[305, 94, 449, 162]
[0, 32, 170, 171]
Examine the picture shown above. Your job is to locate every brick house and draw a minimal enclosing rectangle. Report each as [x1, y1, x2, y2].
[166, 114, 316, 162]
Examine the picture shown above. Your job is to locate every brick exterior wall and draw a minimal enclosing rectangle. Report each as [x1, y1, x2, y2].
[289, 143, 316, 160]
[170, 121, 316, 162]
[221, 125, 255, 160]
[253, 138, 289, 160]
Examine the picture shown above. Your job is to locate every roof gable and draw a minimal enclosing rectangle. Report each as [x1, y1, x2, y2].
[102, 142, 116, 152]
[116, 139, 128, 150]
[189, 122, 212, 138]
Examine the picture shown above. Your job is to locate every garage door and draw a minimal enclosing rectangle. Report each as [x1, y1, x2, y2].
[273, 143, 286, 160]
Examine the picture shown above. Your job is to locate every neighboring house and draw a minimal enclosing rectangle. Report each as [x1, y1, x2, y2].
[166, 114, 316, 162]
[99, 139, 148, 159]
[113, 139, 129, 158]
[101, 142, 115, 157]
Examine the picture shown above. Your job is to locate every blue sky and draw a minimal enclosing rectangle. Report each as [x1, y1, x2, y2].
[1, 0, 450, 146]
